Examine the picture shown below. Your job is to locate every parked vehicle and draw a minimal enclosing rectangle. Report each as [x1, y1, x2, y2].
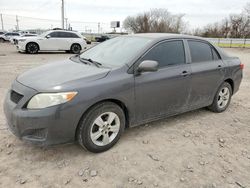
[0, 32, 21, 42]
[16, 30, 87, 54]
[4, 34, 243, 153]
[95, 35, 110, 42]
[0, 31, 5, 35]
[10, 33, 38, 45]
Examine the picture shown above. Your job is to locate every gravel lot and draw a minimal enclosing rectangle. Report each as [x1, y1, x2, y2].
[0, 43, 249, 188]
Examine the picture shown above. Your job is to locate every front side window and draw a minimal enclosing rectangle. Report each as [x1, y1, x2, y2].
[188, 41, 214, 62]
[49, 32, 59, 38]
[141, 40, 186, 68]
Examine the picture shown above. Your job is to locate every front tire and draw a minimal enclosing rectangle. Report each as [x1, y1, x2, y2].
[0, 38, 5, 43]
[26, 42, 39, 54]
[208, 82, 232, 113]
[77, 102, 125, 153]
[70, 44, 81, 54]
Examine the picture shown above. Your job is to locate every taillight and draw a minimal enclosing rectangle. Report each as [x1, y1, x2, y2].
[240, 63, 244, 70]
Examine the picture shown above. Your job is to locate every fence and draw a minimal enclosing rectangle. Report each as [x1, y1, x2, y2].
[207, 38, 250, 48]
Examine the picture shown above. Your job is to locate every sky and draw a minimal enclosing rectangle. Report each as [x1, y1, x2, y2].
[0, 0, 249, 33]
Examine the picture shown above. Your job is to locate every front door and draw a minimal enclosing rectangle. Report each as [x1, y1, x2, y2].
[134, 40, 191, 123]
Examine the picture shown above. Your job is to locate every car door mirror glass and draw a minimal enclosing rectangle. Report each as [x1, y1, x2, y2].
[137, 60, 159, 73]
[46, 35, 51, 39]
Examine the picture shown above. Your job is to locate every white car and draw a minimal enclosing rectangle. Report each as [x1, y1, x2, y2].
[10, 33, 38, 45]
[0, 32, 21, 42]
[16, 30, 87, 54]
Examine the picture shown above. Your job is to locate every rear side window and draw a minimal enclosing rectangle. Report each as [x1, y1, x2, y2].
[54, 32, 80, 38]
[188, 41, 213, 62]
[67, 33, 80, 38]
[142, 40, 185, 68]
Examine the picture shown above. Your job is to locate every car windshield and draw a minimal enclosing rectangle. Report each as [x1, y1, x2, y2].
[80, 36, 152, 67]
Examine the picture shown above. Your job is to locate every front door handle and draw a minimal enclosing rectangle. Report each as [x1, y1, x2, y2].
[181, 71, 190, 76]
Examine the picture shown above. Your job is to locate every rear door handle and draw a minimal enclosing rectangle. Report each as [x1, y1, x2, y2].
[181, 71, 190, 76]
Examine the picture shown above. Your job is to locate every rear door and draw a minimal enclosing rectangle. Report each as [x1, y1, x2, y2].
[57, 32, 72, 50]
[134, 40, 192, 122]
[187, 40, 225, 108]
[39, 31, 60, 50]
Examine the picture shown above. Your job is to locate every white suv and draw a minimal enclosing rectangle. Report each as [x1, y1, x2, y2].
[0, 32, 21, 42]
[16, 30, 87, 54]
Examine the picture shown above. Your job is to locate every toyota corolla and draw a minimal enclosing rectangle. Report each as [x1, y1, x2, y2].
[4, 33, 243, 153]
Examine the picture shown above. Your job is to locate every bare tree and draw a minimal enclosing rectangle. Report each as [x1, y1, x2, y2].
[123, 9, 186, 33]
[194, 3, 250, 38]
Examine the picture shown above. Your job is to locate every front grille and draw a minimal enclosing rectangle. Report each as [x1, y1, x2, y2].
[10, 90, 23, 104]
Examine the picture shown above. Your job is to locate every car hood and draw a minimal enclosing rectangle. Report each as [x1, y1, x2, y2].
[17, 59, 111, 91]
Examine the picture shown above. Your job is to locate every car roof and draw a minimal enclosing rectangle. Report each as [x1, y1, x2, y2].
[129, 33, 206, 41]
[49, 30, 78, 34]
[125, 33, 229, 61]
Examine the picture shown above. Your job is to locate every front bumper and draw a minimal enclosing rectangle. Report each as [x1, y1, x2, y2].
[3, 80, 79, 146]
[16, 42, 26, 52]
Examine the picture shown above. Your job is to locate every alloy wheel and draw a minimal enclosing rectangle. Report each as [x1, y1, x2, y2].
[90, 112, 120, 146]
[217, 87, 230, 108]
[27, 43, 38, 54]
[72, 44, 80, 54]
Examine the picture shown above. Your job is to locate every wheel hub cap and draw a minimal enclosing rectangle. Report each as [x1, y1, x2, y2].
[90, 112, 120, 146]
[217, 87, 230, 108]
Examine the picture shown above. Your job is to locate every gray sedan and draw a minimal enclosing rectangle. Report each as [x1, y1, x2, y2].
[4, 33, 243, 153]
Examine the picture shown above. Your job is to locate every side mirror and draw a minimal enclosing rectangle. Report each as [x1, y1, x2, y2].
[46, 35, 51, 39]
[137, 60, 159, 73]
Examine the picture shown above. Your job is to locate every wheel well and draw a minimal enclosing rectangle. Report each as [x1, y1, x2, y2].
[71, 43, 82, 50]
[224, 78, 234, 93]
[26, 42, 40, 51]
[74, 99, 130, 140]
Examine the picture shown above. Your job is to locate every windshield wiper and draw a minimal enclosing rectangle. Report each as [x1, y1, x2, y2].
[69, 54, 89, 65]
[79, 57, 102, 67]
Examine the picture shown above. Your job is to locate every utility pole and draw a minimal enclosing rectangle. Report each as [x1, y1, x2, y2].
[16, 15, 19, 30]
[65, 18, 68, 30]
[61, 0, 64, 29]
[98, 22, 100, 33]
[0, 14, 4, 31]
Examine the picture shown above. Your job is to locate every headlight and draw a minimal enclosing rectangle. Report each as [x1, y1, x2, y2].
[27, 92, 77, 109]
[19, 39, 26, 42]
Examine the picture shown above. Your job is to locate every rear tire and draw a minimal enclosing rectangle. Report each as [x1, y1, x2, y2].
[26, 42, 39, 54]
[70, 44, 81, 54]
[77, 102, 125, 153]
[208, 82, 232, 113]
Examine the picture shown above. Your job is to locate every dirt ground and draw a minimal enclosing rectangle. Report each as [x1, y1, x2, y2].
[0, 43, 249, 188]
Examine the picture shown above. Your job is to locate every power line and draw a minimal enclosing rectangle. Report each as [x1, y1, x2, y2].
[2, 13, 61, 22]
